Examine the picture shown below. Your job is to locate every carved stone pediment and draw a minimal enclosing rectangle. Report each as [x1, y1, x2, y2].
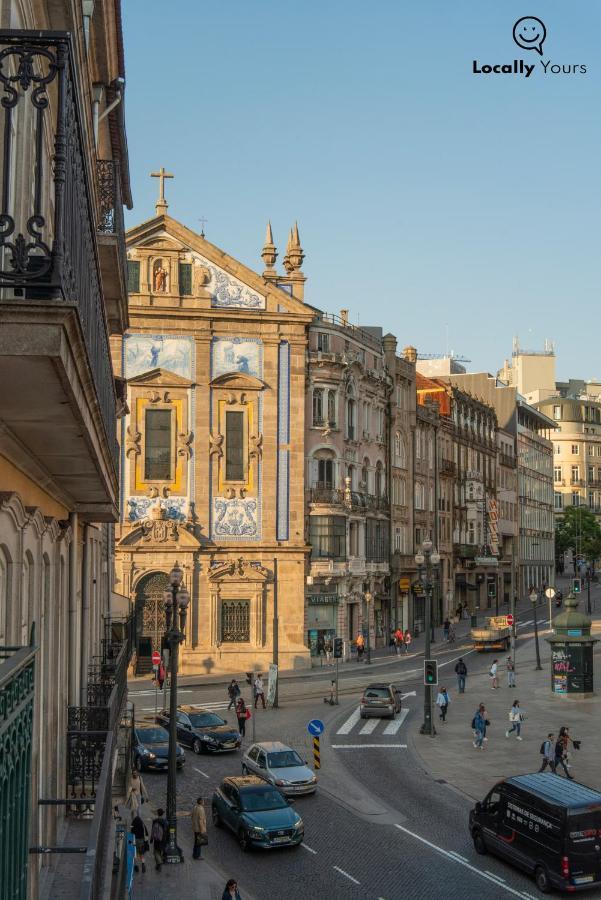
[208, 557, 271, 583]
[127, 367, 193, 388]
[118, 519, 200, 548]
[209, 372, 264, 391]
[137, 236, 186, 252]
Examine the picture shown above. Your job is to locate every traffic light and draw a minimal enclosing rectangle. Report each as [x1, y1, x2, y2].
[573, 578, 581, 594]
[333, 637, 343, 658]
[424, 659, 438, 686]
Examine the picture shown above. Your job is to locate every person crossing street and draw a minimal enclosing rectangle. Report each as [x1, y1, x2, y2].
[436, 686, 450, 723]
[539, 733, 556, 773]
[505, 700, 524, 740]
[455, 658, 467, 693]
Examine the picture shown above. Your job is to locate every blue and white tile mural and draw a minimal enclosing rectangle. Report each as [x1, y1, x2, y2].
[125, 334, 194, 379]
[212, 497, 259, 538]
[194, 254, 265, 310]
[127, 497, 189, 523]
[211, 337, 262, 379]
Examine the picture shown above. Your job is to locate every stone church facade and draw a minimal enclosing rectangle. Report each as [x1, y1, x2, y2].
[112, 209, 314, 673]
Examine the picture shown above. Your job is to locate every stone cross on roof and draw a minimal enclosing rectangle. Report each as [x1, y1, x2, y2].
[151, 166, 174, 214]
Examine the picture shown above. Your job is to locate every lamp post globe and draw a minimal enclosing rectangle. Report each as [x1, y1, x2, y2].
[415, 553, 425, 566]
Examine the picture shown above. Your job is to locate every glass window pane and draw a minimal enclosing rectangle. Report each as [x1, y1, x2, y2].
[179, 262, 192, 295]
[127, 259, 140, 293]
[226, 411, 245, 481]
[145, 409, 171, 480]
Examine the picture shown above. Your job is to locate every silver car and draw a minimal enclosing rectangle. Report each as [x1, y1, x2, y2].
[241, 741, 317, 796]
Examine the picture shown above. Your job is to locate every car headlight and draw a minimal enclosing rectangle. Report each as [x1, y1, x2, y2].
[310, 775, 317, 783]
[203, 735, 218, 744]
[249, 826, 265, 836]
[147, 752, 156, 760]
[294, 819, 304, 831]
[274, 779, 290, 786]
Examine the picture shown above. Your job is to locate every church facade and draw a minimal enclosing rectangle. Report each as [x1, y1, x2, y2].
[112, 201, 314, 673]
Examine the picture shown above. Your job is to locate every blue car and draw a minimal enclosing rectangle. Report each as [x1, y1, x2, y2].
[133, 723, 185, 772]
[211, 776, 304, 851]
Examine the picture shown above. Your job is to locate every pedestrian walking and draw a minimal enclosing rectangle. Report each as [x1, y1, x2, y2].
[254, 673, 266, 709]
[539, 733, 556, 773]
[403, 630, 412, 653]
[150, 808, 168, 870]
[489, 659, 499, 690]
[442, 618, 450, 641]
[356, 633, 365, 661]
[222, 879, 242, 900]
[455, 657, 467, 693]
[554, 731, 574, 779]
[505, 700, 524, 740]
[394, 628, 403, 656]
[156, 660, 165, 690]
[130, 814, 149, 873]
[227, 679, 240, 710]
[436, 687, 450, 723]
[191, 797, 208, 860]
[506, 657, 516, 688]
[324, 637, 333, 665]
[472, 703, 489, 749]
[557, 726, 580, 775]
[448, 622, 456, 643]
[235, 697, 250, 736]
[126, 770, 149, 818]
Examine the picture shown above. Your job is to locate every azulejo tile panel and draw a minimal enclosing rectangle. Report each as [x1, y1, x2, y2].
[127, 497, 188, 522]
[124, 333, 194, 379]
[193, 252, 265, 309]
[276, 341, 290, 541]
[212, 497, 260, 539]
[211, 336, 263, 379]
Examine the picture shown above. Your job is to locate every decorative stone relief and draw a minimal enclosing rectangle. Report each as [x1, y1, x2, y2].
[249, 433, 263, 462]
[125, 425, 141, 458]
[177, 431, 193, 458]
[141, 517, 179, 543]
[212, 497, 259, 539]
[209, 432, 224, 458]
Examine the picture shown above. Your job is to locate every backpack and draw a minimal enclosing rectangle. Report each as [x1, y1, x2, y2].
[151, 820, 164, 844]
[540, 741, 548, 755]
[471, 715, 477, 730]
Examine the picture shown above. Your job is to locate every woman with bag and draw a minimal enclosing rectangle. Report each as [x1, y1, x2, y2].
[436, 687, 450, 723]
[126, 770, 149, 817]
[403, 630, 412, 654]
[505, 700, 524, 740]
[191, 797, 208, 860]
[236, 697, 250, 737]
[130, 814, 149, 873]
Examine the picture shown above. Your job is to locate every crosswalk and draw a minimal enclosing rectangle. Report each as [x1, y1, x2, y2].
[336, 706, 409, 738]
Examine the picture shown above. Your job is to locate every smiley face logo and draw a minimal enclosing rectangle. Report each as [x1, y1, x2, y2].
[513, 16, 546, 56]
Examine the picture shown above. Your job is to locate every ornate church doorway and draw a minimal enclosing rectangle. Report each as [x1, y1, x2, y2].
[134, 571, 170, 672]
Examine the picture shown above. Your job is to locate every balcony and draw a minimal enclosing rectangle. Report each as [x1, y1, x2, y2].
[499, 453, 516, 468]
[307, 487, 389, 514]
[1, 632, 36, 900]
[0, 31, 122, 520]
[440, 458, 456, 477]
[96, 159, 128, 334]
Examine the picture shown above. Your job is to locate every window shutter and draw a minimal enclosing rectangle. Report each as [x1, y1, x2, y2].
[179, 262, 192, 295]
[127, 260, 140, 293]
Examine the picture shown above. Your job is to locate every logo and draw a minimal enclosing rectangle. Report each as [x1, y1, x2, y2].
[472, 16, 587, 79]
[512, 16, 546, 56]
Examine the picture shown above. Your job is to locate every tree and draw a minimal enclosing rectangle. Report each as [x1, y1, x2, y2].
[555, 506, 601, 565]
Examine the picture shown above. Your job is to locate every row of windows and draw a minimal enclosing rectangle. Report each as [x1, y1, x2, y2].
[556, 443, 601, 457]
[308, 516, 389, 561]
[554, 465, 601, 483]
[554, 491, 601, 511]
[311, 458, 386, 495]
[553, 404, 601, 423]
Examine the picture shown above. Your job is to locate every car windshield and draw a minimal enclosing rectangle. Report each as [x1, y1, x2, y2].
[189, 713, 225, 728]
[240, 787, 289, 811]
[364, 688, 390, 699]
[267, 750, 304, 768]
[137, 727, 169, 743]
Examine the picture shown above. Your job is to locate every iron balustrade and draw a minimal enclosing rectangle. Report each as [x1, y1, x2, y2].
[0, 31, 118, 463]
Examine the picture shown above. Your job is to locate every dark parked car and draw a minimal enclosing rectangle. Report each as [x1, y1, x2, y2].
[156, 706, 241, 754]
[470, 773, 601, 893]
[360, 682, 402, 719]
[133, 723, 185, 771]
[212, 775, 304, 851]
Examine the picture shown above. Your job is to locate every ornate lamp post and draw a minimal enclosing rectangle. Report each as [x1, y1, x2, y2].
[364, 591, 373, 665]
[162, 562, 190, 864]
[530, 588, 542, 671]
[416, 540, 440, 736]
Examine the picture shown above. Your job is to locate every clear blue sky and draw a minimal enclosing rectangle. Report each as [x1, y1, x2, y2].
[122, 1, 600, 381]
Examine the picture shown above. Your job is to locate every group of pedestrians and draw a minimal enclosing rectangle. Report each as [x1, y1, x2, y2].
[225, 674, 266, 738]
[539, 727, 580, 778]
[386, 628, 412, 656]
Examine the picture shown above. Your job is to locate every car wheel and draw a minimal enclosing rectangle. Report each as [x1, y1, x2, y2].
[238, 828, 251, 852]
[473, 830, 487, 855]
[134, 755, 143, 772]
[193, 738, 202, 754]
[535, 865, 550, 893]
[211, 806, 222, 828]
[241, 764, 248, 775]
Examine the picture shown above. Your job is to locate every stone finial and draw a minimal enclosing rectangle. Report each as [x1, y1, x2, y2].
[403, 346, 418, 364]
[261, 221, 278, 273]
[288, 221, 305, 272]
[283, 229, 293, 273]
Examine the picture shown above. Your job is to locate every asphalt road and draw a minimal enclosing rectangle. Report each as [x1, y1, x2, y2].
[137, 621, 554, 899]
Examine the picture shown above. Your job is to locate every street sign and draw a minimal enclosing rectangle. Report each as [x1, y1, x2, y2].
[399, 577, 411, 591]
[545, 587, 556, 600]
[506, 614, 514, 627]
[152, 650, 161, 667]
[307, 719, 325, 737]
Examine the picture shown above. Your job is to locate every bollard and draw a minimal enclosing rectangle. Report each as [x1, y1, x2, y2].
[313, 736, 321, 770]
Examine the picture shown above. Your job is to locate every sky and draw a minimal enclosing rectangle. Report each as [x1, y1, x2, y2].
[121, 1, 600, 381]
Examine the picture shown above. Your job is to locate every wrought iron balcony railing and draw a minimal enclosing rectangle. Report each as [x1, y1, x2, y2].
[0, 30, 117, 458]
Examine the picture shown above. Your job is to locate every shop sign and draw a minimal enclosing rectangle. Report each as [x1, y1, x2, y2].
[308, 594, 339, 605]
[399, 577, 411, 592]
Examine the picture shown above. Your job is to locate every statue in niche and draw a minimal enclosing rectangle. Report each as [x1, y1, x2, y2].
[153, 259, 168, 292]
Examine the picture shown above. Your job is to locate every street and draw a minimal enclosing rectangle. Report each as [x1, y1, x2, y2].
[128, 610, 578, 900]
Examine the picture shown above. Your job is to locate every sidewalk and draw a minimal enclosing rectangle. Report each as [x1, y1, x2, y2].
[411, 611, 601, 802]
[128, 599, 533, 693]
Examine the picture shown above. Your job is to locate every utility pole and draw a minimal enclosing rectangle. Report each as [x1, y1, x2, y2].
[273, 557, 279, 708]
[417, 540, 440, 736]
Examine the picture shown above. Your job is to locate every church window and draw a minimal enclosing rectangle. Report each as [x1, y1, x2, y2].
[179, 262, 192, 295]
[225, 410, 245, 481]
[144, 409, 172, 480]
[221, 600, 250, 642]
[127, 259, 140, 293]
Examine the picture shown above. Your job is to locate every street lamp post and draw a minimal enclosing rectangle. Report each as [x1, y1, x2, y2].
[364, 591, 373, 665]
[529, 588, 542, 671]
[417, 540, 440, 736]
[162, 562, 190, 864]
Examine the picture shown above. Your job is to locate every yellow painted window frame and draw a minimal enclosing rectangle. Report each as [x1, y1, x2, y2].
[135, 397, 185, 493]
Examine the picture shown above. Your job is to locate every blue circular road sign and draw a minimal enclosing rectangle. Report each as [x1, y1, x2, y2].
[307, 719, 325, 737]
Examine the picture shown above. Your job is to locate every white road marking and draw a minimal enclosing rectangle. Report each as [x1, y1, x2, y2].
[130, 689, 192, 696]
[333, 866, 360, 885]
[332, 744, 407, 749]
[336, 706, 361, 735]
[193, 767, 209, 778]
[400, 691, 416, 700]
[300, 843, 317, 854]
[383, 708, 409, 735]
[485, 871, 505, 881]
[359, 718, 380, 735]
[394, 824, 532, 898]
[448, 851, 468, 862]
[518, 620, 533, 627]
